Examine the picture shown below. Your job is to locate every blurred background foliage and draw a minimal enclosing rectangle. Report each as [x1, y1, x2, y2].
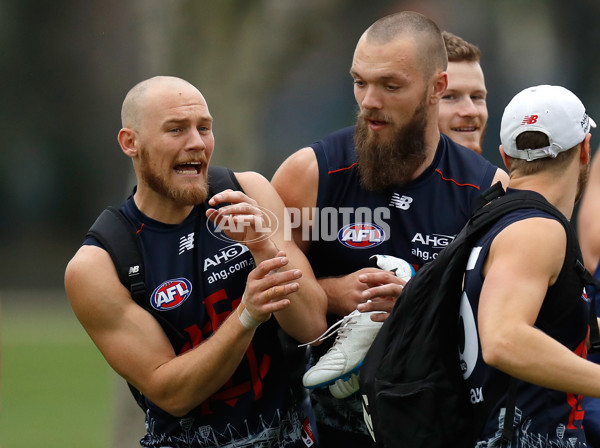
[1, 0, 599, 290]
[2, 0, 600, 445]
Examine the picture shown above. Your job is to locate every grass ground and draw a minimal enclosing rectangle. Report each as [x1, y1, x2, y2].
[0, 290, 114, 447]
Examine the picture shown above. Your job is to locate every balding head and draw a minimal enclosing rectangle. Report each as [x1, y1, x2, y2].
[121, 76, 201, 130]
[364, 11, 447, 80]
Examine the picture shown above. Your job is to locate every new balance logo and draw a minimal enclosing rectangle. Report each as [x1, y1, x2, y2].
[128, 265, 140, 275]
[521, 115, 538, 125]
[389, 194, 413, 210]
[179, 232, 195, 255]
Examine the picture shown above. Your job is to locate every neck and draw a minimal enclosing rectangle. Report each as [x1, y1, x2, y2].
[508, 171, 577, 220]
[410, 127, 441, 181]
[133, 187, 195, 224]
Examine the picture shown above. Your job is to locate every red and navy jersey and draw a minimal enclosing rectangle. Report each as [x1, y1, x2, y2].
[306, 126, 500, 441]
[461, 199, 590, 446]
[307, 125, 499, 278]
[86, 197, 315, 448]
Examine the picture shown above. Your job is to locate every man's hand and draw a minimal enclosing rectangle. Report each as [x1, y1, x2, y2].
[356, 255, 414, 321]
[239, 252, 302, 327]
[320, 268, 382, 316]
[356, 271, 407, 321]
[206, 189, 276, 252]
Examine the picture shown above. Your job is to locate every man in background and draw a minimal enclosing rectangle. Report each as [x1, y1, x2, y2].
[272, 11, 507, 447]
[576, 145, 600, 446]
[438, 30, 488, 155]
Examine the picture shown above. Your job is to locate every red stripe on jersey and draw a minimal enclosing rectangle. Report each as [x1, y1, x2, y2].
[435, 169, 481, 189]
[329, 162, 358, 174]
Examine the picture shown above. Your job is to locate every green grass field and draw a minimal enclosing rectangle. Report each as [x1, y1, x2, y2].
[0, 290, 114, 447]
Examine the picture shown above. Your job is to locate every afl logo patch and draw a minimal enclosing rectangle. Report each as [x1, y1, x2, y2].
[150, 278, 192, 311]
[338, 222, 385, 249]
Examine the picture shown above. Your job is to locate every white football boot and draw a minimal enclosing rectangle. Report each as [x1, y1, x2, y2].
[302, 255, 414, 398]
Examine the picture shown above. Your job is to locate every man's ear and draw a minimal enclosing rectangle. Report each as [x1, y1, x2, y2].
[118, 128, 137, 158]
[499, 144, 511, 170]
[429, 70, 448, 105]
[581, 133, 592, 165]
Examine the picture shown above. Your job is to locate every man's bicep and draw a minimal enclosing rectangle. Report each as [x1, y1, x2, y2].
[272, 148, 319, 252]
[272, 147, 319, 210]
[65, 246, 175, 384]
[479, 219, 565, 331]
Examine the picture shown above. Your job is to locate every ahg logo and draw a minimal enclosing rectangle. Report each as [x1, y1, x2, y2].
[411, 233, 454, 249]
[203, 243, 250, 272]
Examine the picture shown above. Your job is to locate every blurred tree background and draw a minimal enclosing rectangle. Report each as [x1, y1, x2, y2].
[1, 0, 599, 292]
[2, 0, 600, 445]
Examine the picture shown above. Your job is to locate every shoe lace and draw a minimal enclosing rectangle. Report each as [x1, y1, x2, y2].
[298, 312, 358, 348]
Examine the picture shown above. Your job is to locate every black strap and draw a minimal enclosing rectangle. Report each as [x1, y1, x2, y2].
[88, 206, 147, 302]
[87, 207, 190, 351]
[473, 180, 505, 210]
[208, 165, 243, 196]
[576, 260, 600, 353]
[86, 165, 241, 410]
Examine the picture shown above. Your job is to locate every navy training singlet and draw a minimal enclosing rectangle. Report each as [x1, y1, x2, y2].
[305, 126, 500, 440]
[86, 196, 315, 448]
[461, 200, 590, 446]
[307, 126, 498, 275]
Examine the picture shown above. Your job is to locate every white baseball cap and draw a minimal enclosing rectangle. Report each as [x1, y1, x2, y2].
[500, 84, 596, 161]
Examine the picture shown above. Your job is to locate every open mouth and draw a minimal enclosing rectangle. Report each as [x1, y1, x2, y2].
[174, 162, 202, 174]
[367, 119, 388, 129]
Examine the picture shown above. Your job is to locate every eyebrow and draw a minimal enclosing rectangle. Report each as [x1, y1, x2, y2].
[163, 115, 213, 126]
[349, 69, 404, 83]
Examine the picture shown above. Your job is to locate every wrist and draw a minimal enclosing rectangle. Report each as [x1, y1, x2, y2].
[238, 304, 262, 330]
[247, 239, 279, 262]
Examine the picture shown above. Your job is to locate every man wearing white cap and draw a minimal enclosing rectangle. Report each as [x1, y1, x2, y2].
[460, 84, 599, 445]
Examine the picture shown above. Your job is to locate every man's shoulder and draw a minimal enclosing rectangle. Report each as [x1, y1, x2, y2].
[437, 134, 501, 188]
[440, 133, 495, 165]
[309, 126, 357, 174]
[310, 125, 355, 151]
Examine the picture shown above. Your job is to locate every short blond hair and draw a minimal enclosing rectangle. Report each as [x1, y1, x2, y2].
[366, 11, 447, 79]
[442, 31, 481, 63]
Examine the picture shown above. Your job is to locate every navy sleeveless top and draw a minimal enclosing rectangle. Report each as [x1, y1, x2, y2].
[306, 126, 499, 438]
[86, 196, 315, 447]
[461, 195, 590, 446]
[307, 126, 498, 276]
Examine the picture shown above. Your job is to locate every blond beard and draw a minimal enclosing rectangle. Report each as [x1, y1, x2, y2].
[138, 146, 209, 206]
